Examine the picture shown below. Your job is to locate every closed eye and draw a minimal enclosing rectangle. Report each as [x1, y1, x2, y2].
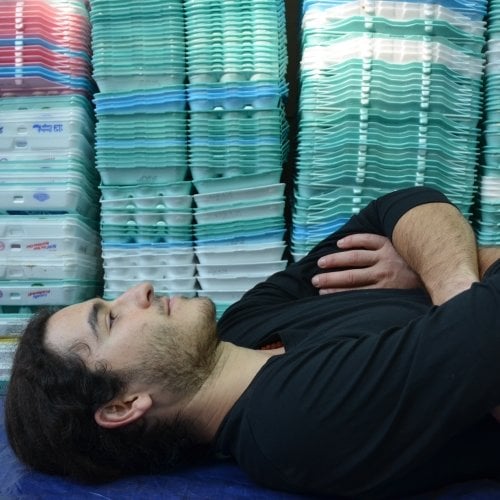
[109, 312, 116, 330]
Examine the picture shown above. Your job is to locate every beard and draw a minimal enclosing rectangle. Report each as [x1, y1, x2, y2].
[128, 297, 219, 398]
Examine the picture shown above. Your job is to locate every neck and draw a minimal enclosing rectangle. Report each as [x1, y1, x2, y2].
[180, 341, 284, 441]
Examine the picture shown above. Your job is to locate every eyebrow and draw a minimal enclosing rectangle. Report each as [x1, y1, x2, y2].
[87, 301, 103, 340]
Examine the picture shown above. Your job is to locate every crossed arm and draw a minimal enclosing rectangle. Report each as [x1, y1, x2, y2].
[313, 202, 500, 305]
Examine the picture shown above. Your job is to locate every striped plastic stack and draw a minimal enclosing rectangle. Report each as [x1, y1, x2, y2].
[476, 0, 500, 244]
[0, 0, 100, 394]
[185, 0, 289, 317]
[291, 0, 487, 260]
[89, 0, 197, 300]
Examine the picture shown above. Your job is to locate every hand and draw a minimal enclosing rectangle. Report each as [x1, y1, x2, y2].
[311, 233, 422, 295]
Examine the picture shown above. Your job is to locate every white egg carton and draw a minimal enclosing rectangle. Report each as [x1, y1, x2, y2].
[0, 255, 100, 280]
[103, 289, 197, 300]
[0, 215, 98, 238]
[195, 242, 285, 264]
[0, 235, 100, 257]
[0, 130, 93, 154]
[0, 281, 98, 306]
[197, 275, 266, 291]
[0, 109, 94, 145]
[194, 183, 285, 208]
[196, 260, 287, 277]
[194, 201, 285, 224]
[104, 264, 195, 280]
[197, 290, 247, 302]
[104, 277, 197, 292]
[102, 247, 195, 266]
[0, 183, 98, 216]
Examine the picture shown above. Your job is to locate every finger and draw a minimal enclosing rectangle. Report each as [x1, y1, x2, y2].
[313, 268, 376, 289]
[318, 283, 379, 295]
[318, 249, 378, 270]
[337, 233, 388, 251]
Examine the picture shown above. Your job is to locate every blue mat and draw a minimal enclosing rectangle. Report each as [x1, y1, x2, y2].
[1, 396, 500, 499]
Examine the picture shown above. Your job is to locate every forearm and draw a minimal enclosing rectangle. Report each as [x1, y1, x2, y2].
[392, 202, 479, 305]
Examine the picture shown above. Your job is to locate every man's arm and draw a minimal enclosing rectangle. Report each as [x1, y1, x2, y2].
[392, 201, 479, 305]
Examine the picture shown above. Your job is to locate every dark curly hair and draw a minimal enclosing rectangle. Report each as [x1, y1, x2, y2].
[5, 308, 209, 484]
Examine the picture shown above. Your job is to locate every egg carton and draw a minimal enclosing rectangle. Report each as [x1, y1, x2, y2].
[0, 280, 99, 306]
[195, 241, 285, 264]
[104, 264, 195, 281]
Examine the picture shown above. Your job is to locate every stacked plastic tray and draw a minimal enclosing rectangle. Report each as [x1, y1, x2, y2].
[0, 0, 95, 97]
[0, 0, 100, 394]
[89, 0, 196, 300]
[476, 0, 500, 244]
[291, 0, 487, 260]
[185, 0, 289, 316]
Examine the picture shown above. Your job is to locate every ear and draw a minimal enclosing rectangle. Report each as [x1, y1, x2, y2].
[94, 392, 153, 429]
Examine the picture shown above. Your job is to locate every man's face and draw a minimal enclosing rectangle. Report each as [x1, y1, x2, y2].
[45, 283, 218, 395]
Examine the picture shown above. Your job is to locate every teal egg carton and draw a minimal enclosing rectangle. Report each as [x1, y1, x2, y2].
[100, 181, 192, 199]
[193, 169, 282, 194]
[303, 18, 485, 51]
[187, 80, 287, 111]
[97, 164, 188, 187]
[301, 0, 488, 22]
[94, 89, 186, 114]
[195, 227, 286, 247]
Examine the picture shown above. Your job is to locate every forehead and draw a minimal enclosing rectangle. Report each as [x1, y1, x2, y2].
[45, 299, 97, 354]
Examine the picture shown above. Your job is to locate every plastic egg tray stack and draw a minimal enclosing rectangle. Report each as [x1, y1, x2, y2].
[0, 0, 95, 97]
[291, 0, 487, 260]
[475, 0, 500, 245]
[89, 0, 196, 300]
[185, 0, 289, 316]
[0, 1, 101, 393]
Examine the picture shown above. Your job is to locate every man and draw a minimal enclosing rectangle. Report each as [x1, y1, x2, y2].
[6, 186, 500, 498]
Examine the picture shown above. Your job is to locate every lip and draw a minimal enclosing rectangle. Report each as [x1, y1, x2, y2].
[160, 296, 170, 315]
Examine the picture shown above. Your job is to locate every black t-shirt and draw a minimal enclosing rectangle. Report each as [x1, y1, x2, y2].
[214, 187, 500, 498]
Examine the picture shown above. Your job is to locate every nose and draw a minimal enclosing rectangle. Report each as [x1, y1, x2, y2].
[114, 282, 154, 309]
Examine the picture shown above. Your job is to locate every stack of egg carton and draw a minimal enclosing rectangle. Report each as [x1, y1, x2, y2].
[185, 0, 290, 317]
[476, 0, 500, 244]
[291, 0, 487, 260]
[0, 0, 100, 394]
[89, 0, 196, 300]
